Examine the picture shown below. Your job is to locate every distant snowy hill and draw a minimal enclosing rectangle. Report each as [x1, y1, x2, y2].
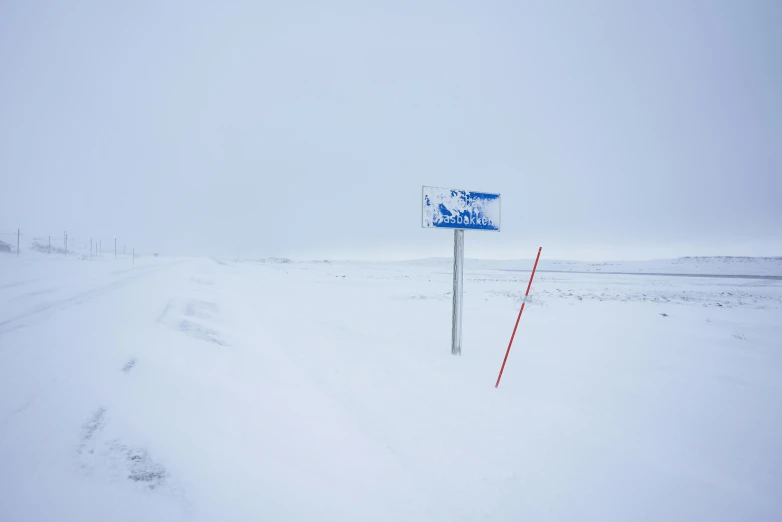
[353, 256, 782, 277]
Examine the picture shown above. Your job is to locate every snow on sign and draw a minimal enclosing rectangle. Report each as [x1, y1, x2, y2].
[422, 186, 501, 357]
[422, 186, 501, 231]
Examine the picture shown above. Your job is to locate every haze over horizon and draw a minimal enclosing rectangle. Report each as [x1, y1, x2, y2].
[2, 1, 780, 261]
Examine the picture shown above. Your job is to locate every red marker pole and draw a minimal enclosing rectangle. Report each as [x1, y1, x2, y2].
[495, 247, 542, 388]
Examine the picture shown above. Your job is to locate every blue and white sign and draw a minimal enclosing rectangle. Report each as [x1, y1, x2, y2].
[422, 186, 501, 231]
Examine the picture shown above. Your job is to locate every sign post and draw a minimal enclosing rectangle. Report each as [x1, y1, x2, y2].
[422, 186, 501, 355]
[452, 229, 464, 355]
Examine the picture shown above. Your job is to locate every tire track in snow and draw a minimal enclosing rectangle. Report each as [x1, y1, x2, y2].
[0, 264, 170, 336]
[0, 278, 41, 290]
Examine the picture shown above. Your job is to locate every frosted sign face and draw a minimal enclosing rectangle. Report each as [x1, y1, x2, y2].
[422, 186, 501, 231]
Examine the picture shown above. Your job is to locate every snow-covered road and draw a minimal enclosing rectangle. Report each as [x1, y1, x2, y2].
[1, 255, 781, 521]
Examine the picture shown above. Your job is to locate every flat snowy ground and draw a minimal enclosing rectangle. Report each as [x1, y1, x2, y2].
[1, 254, 781, 521]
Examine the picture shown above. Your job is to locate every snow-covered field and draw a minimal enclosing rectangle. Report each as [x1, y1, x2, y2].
[1, 254, 781, 521]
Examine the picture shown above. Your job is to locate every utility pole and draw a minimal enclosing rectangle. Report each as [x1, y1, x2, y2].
[17, 229, 20, 257]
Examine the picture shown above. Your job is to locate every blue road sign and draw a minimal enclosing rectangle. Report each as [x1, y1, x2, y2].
[422, 186, 501, 231]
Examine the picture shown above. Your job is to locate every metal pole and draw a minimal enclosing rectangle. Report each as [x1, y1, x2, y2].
[451, 229, 464, 355]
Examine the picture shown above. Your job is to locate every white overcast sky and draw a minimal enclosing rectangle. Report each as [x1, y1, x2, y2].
[1, 0, 780, 260]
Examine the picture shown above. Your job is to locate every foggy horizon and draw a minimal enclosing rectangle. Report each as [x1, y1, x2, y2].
[2, 1, 780, 262]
